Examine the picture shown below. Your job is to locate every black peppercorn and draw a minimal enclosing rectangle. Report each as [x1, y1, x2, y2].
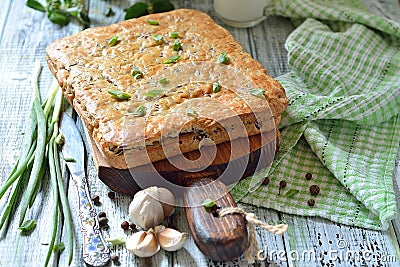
[212, 209, 220, 217]
[305, 173, 312, 180]
[129, 223, 136, 231]
[121, 221, 130, 230]
[308, 199, 316, 206]
[310, 185, 320, 196]
[98, 211, 106, 218]
[108, 191, 116, 199]
[99, 217, 108, 226]
[262, 177, 270, 185]
[278, 180, 287, 195]
[111, 255, 119, 262]
[91, 195, 100, 205]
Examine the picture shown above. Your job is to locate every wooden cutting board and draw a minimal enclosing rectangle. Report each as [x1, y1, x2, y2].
[87, 131, 276, 195]
[85, 128, 277, 261]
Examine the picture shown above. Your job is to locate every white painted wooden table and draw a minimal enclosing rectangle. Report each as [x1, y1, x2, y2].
[0, 1, 399, 266]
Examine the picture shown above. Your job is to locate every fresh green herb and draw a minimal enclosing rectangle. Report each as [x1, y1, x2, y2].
[108, 90, 131, 100]
[26, 0, 90, 27]
[131, 68, 143, 80]
[212, 82, 221, 93]
[203, 198, 217, 208]
[172, 39, 181, 51]
[108, 35, 120, 46]
[29, 159, 48, 209]
[134, 105, 146, 117]
[68, 8, 79, 18]
[163, 55, 181, 64]
[53, 242, 65, 252]
[47, 144, 60, 266]
[63, 157, 77, 163]
[152, 0, 175, 13]
[48, 86, 74, 267]
[186, 108, 198, 118]
[169, 32, 179, 38]
[147, 19, 159, 25]
[0, 62, 74, 267]
[48, 10, 70, 26]
[158, 77, 169, 84]
[283, 189, 300, 198]
[217, 52, 230, 64]
[106, 237, 126, 245]
[125, 0, 175, 20]
[26, 0, 45, 12]
[249, 88, 265, 99]
[18, 219, 36, 232]
[125, 2, 149, 20]
[54, 133, 65, 145]
[18, 92, 47, 230]
[153, 34, 163, 42]
[144, 89, 165, 98]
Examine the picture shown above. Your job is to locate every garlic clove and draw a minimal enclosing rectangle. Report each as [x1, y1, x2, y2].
[157, 187, 175, 217]
[156, 226, 187, 252]
[135, 229, 160, 257]
[125, 230, 146, 251]
[126, 229, 160, 257]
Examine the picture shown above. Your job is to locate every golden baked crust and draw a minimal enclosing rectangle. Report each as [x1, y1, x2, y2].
[46, 9, 288, 169]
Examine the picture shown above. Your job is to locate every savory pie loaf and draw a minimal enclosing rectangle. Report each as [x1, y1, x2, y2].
[46, 9, 288, 169]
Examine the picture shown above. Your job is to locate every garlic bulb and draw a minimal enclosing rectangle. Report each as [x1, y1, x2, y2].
[125, 229, 160, 257]
[129, 187, 175, 229]
[156, 225, 187, 252]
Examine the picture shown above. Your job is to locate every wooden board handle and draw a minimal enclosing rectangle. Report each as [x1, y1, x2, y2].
[184, 178, 248, 261]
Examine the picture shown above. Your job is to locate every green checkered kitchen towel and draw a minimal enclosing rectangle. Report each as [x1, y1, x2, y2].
[231, 0, 400, 230]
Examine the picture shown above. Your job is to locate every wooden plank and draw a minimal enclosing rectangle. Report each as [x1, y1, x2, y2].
[248, 15, 294, 77]
[359, 0, 399, 262]
[0, 0, 11, 38]
[0, 0, 84, 266]
[363, 0, 400, 21]
[363, 0, 400, 252]
[246, 2, 400, 267]
[57, 1, 288, 267]
[58, 1, 400, 267]
[283, 214, 400, 266]
[56, 1, 134, 266]
[56, 1, 140, 267]
[390, 149, 400, 258]
[0, 0, 399, 266]
[178, 1, 289, 266]
[219, 5, 292, 266]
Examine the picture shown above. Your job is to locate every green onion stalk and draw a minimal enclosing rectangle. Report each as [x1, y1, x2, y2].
[0, 61, 73, 266]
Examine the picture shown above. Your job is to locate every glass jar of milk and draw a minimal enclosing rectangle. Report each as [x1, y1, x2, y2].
[213, 0, 272, 28]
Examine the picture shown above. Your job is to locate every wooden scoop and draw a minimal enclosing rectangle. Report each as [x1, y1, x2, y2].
[85, 127, 276, 261]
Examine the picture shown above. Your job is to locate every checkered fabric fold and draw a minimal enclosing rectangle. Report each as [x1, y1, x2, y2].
[232, 0, 400, 230]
